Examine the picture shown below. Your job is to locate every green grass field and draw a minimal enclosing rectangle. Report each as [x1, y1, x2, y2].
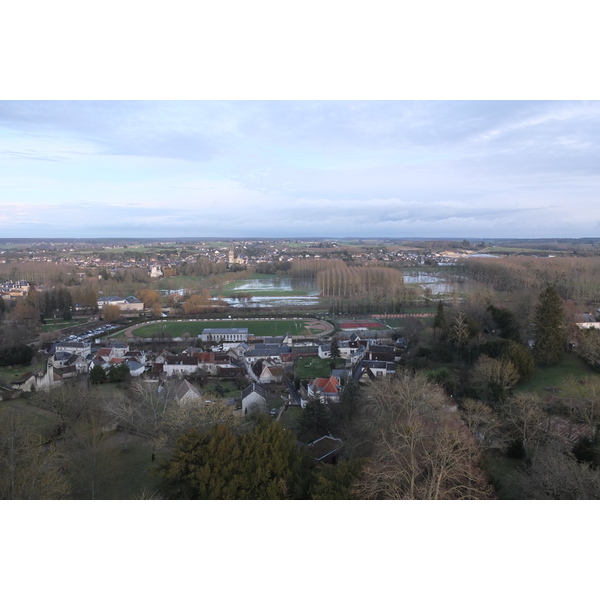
[294, 356, 332, 380]
[0, 398, 60, 439]
[131, 318, 324, 338]
[71, 431, 157, 500]
[157, 275, 210, 293]
[279, 406, 302, 432]
[0, 362, 46, 384]
[381, 316, 434, 328]
[41, 320, 78, 332]
[482, 246, 567, 255]
[514, 354, 598, 394]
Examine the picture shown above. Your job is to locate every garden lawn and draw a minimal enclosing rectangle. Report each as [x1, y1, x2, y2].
[279, 406, 302, 432]
[0, 362, 47, 384]
[514, 354, 598, 394]
[0, 398, 61, 439]
[294, 356, 331, 380]
[71, 431, 157, 500]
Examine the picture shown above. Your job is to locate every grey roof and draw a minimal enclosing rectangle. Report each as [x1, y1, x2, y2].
[285, 379, 303, 405]
[175, 379, 202, 401]
[362, 360, 388, 369]
[241, 382, 267, 400]
[202, 328, 248, 335]
[56, 341, 90, 349]
[125, 359, 144, 371]
[107, 342, 128, 348]
[245, 345, 290, 358]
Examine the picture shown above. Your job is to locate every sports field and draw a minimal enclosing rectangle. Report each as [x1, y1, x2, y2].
[337, 318, 385, 330]
[128, 318, 332, 338]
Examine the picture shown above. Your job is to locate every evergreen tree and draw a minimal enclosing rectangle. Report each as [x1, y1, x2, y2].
[108, 363, 129, 383]
[330, 337, 341, 360]
[298, 393, 332, 441]
[156, 424, 242, 500]
[89, 365, 107, 385]
[238, 418, 305, 499]
[156, 420, 307, 499]
[433, 301, 448, 341]
[534, 286, 566, 365]
[487, 304, 520, 341]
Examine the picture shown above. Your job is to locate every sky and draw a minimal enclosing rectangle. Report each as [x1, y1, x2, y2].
[1, 100, 600, 240]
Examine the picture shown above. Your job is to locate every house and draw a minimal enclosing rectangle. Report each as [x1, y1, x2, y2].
[307, 375, 341, 404]
[365, 344, 397, 363]
[148, 265, 163, 278]
[318, 340, 364, 364]
[54, 340, 92, 357]
[124, 358, 145, 377]
[357, 360, 396, 379]
[241, 382, 267, 416]
[0, 382, 21, 400]
[162, 355, 200, 377]
[97, 296, 144, 312]
[244, 344, 291, 365]
[10, 371, 37, 392]
[305, 435, 344, 464]
[259, 364, 283, 384]
[175, 379, 203, 405]
[52, 351, 88, 374]
[104, 341, 130, 357]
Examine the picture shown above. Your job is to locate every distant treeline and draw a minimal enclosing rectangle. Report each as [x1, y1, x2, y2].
[457, 256, 600, 303]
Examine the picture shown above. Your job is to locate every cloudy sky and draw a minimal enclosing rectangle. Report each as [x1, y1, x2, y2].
[1, 100, 599, 239]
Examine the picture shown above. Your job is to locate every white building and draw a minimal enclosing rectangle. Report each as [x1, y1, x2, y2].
[200, 328, 249, 342]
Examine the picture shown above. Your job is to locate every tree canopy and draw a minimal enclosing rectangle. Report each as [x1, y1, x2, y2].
[534, 286, 565, 365]
[156, 419, 308, 500]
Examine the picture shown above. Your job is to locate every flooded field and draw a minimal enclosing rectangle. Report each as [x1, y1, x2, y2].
[403, 271, 466, 295]
[219, 276, 320, 308]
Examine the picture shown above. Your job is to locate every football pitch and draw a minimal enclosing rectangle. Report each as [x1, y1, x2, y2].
[129, 318, 332, 338]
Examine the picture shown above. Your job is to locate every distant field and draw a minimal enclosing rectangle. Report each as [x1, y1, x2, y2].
[482, 246, 567, 255]
[380, 316, 434, 328]
[130, 318, 330, 338]
[217, 274, 315, 297]
[157, 276, 207, 292]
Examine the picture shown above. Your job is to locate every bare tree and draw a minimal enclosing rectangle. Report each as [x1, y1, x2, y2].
[0, 411, 71, 500]
[462, 398, 501, 450]
[514, 441, 600, 499]
[471, 355, 520, 403]
[561, 375, 600, 442]
[501, 392, 548, 453]
[352, 374, 493, 500]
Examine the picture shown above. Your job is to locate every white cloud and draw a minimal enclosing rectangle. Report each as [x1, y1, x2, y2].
[1, 100, 600, 238]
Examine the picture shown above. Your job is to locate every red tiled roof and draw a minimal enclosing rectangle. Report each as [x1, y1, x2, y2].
[311, 376, 340, 394]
